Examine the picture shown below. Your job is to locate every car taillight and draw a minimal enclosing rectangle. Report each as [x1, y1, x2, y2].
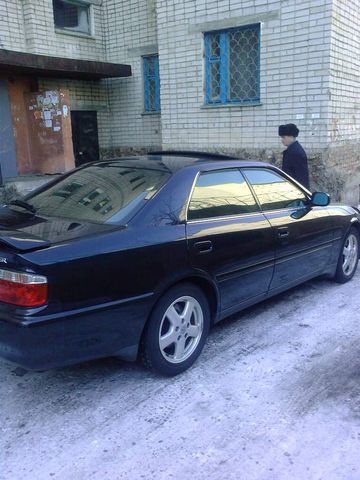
[0, 268, 48, 307]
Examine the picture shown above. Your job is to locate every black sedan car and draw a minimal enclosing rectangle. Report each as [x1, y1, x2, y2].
[0, 153, 359, 375]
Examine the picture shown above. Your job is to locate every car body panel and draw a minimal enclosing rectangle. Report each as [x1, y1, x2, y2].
[0, 154, 359, 370]
[264, 206, 334, 290]
[186, 213, 275, 312]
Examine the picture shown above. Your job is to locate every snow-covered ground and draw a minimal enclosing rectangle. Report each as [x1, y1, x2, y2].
[1, 271, 360, 480]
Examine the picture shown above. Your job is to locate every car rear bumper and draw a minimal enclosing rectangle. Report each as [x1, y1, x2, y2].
[0, 297, 153, 370]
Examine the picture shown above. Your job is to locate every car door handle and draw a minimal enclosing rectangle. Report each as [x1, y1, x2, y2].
[277, 227, 290, 238]
[194, 240, 213, 254]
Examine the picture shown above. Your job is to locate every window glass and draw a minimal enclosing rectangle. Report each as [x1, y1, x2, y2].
[243, 169, 308, 211]
[143, 55, 160, 113]
[188, 169, 259, 220]
[25, 164, 170, 224]
[53, 0, 90, 35]
[204, 24, 260, 105]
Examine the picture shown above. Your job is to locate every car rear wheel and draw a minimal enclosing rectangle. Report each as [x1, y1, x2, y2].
[334, 227, 359, 283]
[140, 283, 210, 376]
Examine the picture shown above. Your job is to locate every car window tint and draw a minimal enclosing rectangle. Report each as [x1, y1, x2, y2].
[27, 164, 170, 224]
[187, 169, 259, 220]
[243, 168, 307, 211]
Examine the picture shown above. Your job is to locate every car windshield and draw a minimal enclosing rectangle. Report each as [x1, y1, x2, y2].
[26, 164, 170, 224]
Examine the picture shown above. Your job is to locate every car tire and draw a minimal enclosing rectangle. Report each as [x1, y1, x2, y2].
[140, 283, 210, 376]
[334, 227, 359, 283]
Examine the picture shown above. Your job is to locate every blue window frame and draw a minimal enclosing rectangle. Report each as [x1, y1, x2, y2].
[143, 55, 160, 113]
[204, 24, 260, 105]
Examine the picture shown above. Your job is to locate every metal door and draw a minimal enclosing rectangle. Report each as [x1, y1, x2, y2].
[71, 110, 100, 167]
[0, 79, 17, 182]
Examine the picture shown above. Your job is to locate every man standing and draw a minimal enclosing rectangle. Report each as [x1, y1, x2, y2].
[279, 123, 310, 190]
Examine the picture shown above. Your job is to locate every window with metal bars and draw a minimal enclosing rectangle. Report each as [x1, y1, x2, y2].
[204, 24, 260, 105]
[143, 55, 160, 113]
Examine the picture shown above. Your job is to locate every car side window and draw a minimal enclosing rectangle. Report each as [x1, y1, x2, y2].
[187, 169, 259, 221]
[242, 168, 308, 211]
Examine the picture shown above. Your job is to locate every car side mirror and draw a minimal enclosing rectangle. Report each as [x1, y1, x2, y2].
[311, 192, 330, 207]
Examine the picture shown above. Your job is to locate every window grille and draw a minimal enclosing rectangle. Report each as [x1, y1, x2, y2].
[204, 24, 260, 105]
[143, 55, 160, 113]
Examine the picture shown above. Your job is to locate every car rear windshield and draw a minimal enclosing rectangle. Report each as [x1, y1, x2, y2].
[26, 164, 170, 224]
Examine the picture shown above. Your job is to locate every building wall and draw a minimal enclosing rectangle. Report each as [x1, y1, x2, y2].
[38, 77, 110, 149]
[101, 0, 161, 157]
[327, 0, 360, 203]
[155, 0, 333, 181]
[1, 0, 359, 203]
[0, 0, 111, 154]
[0, 0, 26, 51]
[0, 0, 106, 61]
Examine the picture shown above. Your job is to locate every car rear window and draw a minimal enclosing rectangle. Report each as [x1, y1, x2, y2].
[27, 164, 170, 224]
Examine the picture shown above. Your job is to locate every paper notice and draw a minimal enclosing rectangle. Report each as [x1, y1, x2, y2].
[53, 126, 61, 132]
[36, 95, 44, 107]
[47, 91, 59, 105]
[45, 119, 52, 128]
[43, 110, 52, 120]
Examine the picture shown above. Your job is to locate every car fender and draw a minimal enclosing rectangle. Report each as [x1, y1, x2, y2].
[150, 267, 221, 322]
[350, 217, 360, 257]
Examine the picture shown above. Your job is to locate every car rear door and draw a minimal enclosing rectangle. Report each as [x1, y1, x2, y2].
[242, 168, 334, 292]
[186, 168, 275, 314]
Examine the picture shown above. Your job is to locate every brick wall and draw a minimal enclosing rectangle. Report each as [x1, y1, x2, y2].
[0, 0, 26, 51]
[327, 0, 360, 203]
[156, 0, 332, 155]
[329, 0, 360, 149]
[7, 0, 107, 61]
[101, 0, 161, 157]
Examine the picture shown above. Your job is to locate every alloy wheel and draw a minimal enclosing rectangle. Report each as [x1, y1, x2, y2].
[342, 233, 358, 276]
[158, 295, 204, 364]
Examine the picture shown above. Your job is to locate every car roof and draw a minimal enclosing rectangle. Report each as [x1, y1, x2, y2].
[91, 154, 273, 174]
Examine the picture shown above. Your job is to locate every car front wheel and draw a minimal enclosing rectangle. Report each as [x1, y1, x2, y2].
[140, 283, 210, 376]
[334, 227, 359, 283]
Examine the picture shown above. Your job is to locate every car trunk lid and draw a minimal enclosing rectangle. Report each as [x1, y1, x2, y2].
[0, 229, 50, 252]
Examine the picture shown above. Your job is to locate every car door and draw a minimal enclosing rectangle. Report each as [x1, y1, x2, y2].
[186, 168, 275, 314]
[242, 168, 334, 292]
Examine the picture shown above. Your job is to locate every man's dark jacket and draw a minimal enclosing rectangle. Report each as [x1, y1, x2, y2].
[282, 140, 310, 190]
